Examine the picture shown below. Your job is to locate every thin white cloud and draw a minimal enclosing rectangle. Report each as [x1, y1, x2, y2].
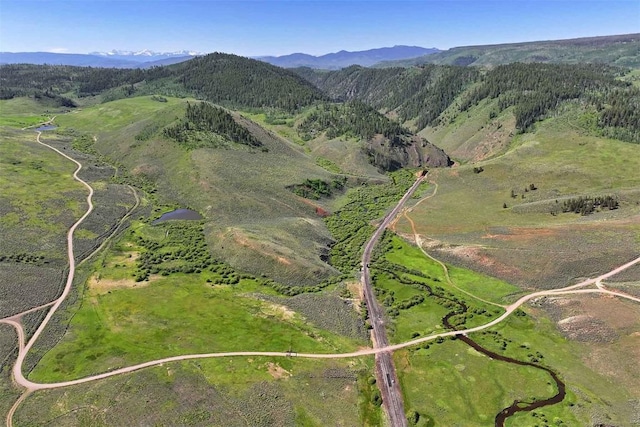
[48, 47, 69, 53]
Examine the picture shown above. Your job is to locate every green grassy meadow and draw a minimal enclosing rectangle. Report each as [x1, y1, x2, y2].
[385, 239, 521, 304]
[29, 226, 362, 382]
[0, 97, 55, 123]
[0, 128, 86, 245]
[396, 343, 557, 427]
[0, 126, 93, 318]
[371, 237, 516, 343]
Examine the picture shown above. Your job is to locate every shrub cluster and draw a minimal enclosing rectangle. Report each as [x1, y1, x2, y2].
[258, 274, 350, 296]
[561, 195, 618, 215]
[286, 177, 346, 200]
[134, 222, 218, 281]
[325, 170, 417, 272]
[372, 257, 497, 332]
[0, 253, 46, 265]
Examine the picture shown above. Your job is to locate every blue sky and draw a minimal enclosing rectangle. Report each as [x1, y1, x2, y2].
[1, 1, 638, 56]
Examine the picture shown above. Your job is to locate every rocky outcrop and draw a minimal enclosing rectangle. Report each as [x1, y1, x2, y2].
[365, 134, 451, 172]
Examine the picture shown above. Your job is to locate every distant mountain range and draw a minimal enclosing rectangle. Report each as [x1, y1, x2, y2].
[2, 34, 638, 70]
[255, 46, 440, 69]
[375, 33, 640, 68]
[0, 46, 439, 70]
[0, 51, 200, 69]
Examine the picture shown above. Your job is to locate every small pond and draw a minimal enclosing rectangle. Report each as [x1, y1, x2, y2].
[153, 208, 203, 224]
[35, 125, 57, 131]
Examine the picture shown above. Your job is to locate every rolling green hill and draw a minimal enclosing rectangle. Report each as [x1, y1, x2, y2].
[50, 96, 347, 285]
[375, 33, 640, 68]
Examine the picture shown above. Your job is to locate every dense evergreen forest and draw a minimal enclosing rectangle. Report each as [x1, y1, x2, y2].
[0, 63, 150, 99]
[297, 101, 410, 142]
[460, 63, 632, 131]
[0, 53, 326, 111]
[296, 65, 479, 130]
[296, 63, 640, 143]
[176, 54, 326, 111]
[163, 102, 261, 149]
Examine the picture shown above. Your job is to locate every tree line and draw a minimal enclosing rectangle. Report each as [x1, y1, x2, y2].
[461, 63, 630, 131]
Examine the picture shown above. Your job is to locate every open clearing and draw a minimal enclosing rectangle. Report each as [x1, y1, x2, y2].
[29, 271, 362, 382]
[398, 112, 640, 290]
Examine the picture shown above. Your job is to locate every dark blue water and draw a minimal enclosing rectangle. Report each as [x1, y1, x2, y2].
[35, 125, 57, 131]
[153, 208, 203, 224]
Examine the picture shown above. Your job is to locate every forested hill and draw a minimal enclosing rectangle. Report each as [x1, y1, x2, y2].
[298, 101, 452, 171]
[375, 33, 640, 68]
[295, 63, 640, 143]
[0, 53, 327, 111]
[174, 54, 327, 110]
[295, 65, 479, 131]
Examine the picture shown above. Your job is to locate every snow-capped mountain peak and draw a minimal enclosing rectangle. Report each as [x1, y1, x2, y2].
[90, 49, 203, 58]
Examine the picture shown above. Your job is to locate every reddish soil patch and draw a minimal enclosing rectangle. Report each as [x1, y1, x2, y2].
[297, 197, 331, 217]
[578, 294, 640, 330]
[226, 228, 293, 266]
[557, 315, 617, 343]
[540, 294, 640, 398]
[131, 164, 159, 177]
[315, 206, 330, 217]
[277, 256, 291, 265]
[541, 294, 640, 342]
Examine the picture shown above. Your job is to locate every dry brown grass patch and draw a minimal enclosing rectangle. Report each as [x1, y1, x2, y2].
[88, 273, 152, 294]
[258, 301, 296, 321]
[105, 251, 139, 268]
[346, 281, 363, 309]
[266, 362, 291, 379]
